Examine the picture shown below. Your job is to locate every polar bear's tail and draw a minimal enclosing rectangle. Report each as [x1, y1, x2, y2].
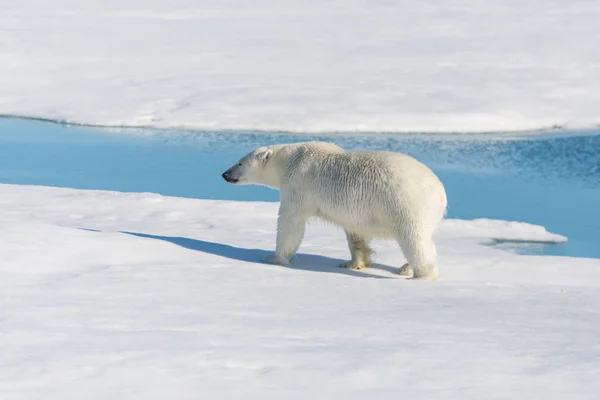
[440, 187, 448, 218]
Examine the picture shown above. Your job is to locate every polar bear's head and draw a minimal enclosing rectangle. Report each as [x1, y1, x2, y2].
[222, 146, 281, 189]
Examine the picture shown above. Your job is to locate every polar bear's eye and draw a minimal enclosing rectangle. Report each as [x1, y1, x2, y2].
[237, 163, 242, 166]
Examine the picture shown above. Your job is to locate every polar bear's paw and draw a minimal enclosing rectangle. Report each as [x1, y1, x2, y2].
[339, 260, 371, 270]
[408, 275, 438, 281]
[407, 266, 438, 281]
[397, 263, 413, 276]
[262, 254, 292, 266]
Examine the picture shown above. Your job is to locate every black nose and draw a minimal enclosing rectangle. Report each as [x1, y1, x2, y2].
[222, 171, 238, 183]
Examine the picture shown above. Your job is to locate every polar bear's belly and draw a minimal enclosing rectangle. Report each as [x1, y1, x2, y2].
[313, 204, 394, 238]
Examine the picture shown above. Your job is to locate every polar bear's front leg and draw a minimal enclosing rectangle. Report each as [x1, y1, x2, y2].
[262, 204, 306, 266]
[339, 231, 373, 270]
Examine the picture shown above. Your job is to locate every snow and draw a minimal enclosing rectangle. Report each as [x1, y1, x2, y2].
[2, 183, 600, 399]
[2, 1, 599, 396]
[440, 219, 568, 244]
[1, 0, 600, 133]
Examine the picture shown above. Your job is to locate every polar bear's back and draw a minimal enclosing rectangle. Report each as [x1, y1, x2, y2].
[285, 143, 441, 197]
[304, 150, 442, 204]
[282, 143, 447, 236]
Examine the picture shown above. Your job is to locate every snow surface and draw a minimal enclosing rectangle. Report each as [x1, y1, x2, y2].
[2, 183, 600, 399]
[1, 0, 600, 133]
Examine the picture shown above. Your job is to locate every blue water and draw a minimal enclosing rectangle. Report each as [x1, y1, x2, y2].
[1, 118, 599, 259]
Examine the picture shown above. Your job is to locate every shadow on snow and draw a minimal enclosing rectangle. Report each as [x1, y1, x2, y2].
[112, 230, 399, 279]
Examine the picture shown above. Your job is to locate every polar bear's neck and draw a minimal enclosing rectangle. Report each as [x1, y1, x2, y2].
[260, 149, 288, 190]
[260, 142, 344, 190]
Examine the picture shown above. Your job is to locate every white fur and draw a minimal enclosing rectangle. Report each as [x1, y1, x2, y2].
[222, 141, 448, 280]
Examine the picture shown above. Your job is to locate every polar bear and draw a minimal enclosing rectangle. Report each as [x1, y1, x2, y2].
[222, 141, 447, 280]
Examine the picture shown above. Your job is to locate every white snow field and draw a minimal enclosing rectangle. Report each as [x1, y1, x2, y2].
[2, 183, 600, 399]
[1, 0, 599, 133]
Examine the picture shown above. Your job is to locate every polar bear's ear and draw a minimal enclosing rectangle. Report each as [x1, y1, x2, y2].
[261, 148, 273, 162]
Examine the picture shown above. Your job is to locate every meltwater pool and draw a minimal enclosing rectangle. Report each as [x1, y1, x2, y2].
[1, 117, 599, 259]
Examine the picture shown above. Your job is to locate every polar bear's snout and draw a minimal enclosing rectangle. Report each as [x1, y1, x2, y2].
[221, 170, 239, 184]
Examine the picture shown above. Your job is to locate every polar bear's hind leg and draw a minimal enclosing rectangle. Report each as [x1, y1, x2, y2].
[396, 230, 438, 281]
[339, 231, 373, 270]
